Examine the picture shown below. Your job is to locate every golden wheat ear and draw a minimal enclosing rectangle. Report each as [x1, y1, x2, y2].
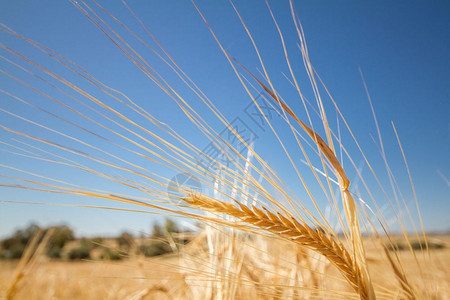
[183, 194, 374, 299]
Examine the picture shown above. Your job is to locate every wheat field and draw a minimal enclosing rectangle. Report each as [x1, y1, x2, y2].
[1, 1, 449, 299]
[1, 235, 449, 299]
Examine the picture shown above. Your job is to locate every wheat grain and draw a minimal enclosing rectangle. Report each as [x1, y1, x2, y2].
[184, 194, 372, 299]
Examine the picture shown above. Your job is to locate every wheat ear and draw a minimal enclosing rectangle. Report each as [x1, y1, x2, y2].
[184, 195, 370, 300]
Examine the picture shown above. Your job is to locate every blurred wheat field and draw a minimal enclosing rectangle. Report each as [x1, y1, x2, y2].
[0, 235, 449, 299]
[1, 1, 449, 299]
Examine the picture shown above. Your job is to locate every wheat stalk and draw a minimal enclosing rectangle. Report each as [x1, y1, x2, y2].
[184, 194, 371, 299]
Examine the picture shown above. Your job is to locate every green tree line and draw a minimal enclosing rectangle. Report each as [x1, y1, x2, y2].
[1, 219, 192, 261]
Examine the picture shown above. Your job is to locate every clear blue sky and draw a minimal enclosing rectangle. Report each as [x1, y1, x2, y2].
[1, 1, 449, 238]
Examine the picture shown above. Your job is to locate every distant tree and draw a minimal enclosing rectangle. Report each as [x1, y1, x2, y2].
[48, 226, 74, 249]
[100, 248, 122, 261]
[152, 223, 164, 238]
[135, 219, 181, 258]
[46, 247, 63, 259]
[68, 244, 91, 260]
[88, 237, 104, 247]
[164, 218, 180, 234]
[22, 224, 41, 244]
[1, 234, 21, 252]
[150, 218, 181, 238]
[8, 244, 26, 259]
[2, 224, 40, 248]
[136, 241, 171, 257]
[78, 238, 97, 249]
[1, 224, 41, 259]
[46, 225, 74, 258]
[116, 232, 134, 251]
